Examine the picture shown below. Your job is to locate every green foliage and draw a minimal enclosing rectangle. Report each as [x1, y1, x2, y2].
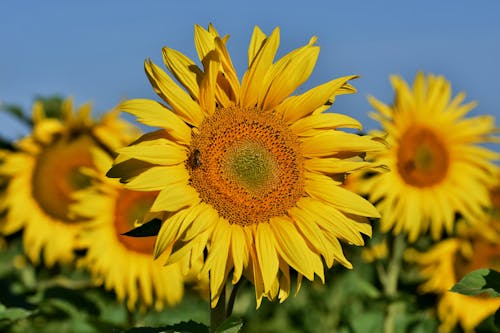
[450, 268, 500, 297]
[123, 320, 209, 333]
[33, 95, 65, 119]
[0, 104, 31, 127]
[215, 317, 243, 333]
[0, 235, 210, 333]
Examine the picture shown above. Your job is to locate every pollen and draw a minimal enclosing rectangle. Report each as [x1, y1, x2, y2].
[187, 106, 305, 226]
[397, 126, 450, 187]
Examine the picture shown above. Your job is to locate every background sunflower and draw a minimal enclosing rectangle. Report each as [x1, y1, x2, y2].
[405, 219, 500, 333]
[0, 98, 138, 267]
[358, 72, 499, 242]
[71, 148, 198, 312]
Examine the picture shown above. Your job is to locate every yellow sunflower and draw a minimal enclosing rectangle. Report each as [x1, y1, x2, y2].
[0, 98, 138, 267]
[108, 24, 385, 307]
[359, 72, 499, 242]
[70, 148, 195, 311]
[405, 185, 500, 333]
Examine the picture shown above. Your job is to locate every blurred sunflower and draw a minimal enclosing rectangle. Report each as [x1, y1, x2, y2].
[71, 148, 195, 311]
[359, 72, 499, 242]
[108, 24, 386, 307]
[0, 99, 138, 266]
[405, 178, 500, 333]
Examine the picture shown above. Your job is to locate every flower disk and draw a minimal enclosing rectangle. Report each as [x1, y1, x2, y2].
[188, 106, 304, 226]
[108, 24, 386, 307]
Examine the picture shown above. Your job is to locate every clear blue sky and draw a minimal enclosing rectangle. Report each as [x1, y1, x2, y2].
[1, 1, 499, 140]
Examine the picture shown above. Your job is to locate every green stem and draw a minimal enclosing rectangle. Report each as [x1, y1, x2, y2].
[210, 284, 226, 333]
[382, 233, 406, 333]
[226, 279, 244, 317]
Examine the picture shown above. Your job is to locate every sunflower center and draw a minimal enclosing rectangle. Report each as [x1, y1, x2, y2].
[224, 141, 279, 195]
[32, 136, 95, 221]
[187, 106, 305, 226]
[114, 189, 158, 254]
[397, 126, 449, 187]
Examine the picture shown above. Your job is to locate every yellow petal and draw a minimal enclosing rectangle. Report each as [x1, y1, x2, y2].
[231, 224, 249, 284]
[125, 165, 189, 191]
[199, 51, 219, 116]
[150, 183, 200, 212]
[277, 75, 358, 124]
[154, 209, 190, 258]
[288, 206, 334, 267]
[305, 158, 385, 175]
[240, 27, 280, 108]
[368, 95, 393, 119]
[301, 131, 386, 157]
[118, 99, 191, 144]
[322, 231, 352, 268]
[255, 223, 279, 292]
[180, 203, 218, 242]
[162, 47, 203, 100]
[194, 24, 217, 63]
[247, 26, 267, 67]
[144, 59, 204, 127]
[269, 216, 320, 280]
[117, 141, 187, 166]
[201, 219, 232, 308]
[297, 197, 367, 246]
[290, 113, 362, 136]
[260, 45, 319, 111]
[278, 260, 291, 303]
[214, 37, 240, 104]
[305, 173, 380, 218]
[32, 100, 45, 123]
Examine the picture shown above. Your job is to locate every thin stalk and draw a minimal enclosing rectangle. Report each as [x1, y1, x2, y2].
[226, 279, 244, 317]
[382, 233, 406, 333]
[210, 284, 226, 333]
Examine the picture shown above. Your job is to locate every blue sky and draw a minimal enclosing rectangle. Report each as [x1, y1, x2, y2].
[1, 1, 499, 140]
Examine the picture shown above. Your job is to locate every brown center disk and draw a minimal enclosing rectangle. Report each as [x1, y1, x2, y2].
[114, 189, 158, 254]
[32, 135, 95, 221]
[187, 106, 305, 226]
[397, 126, 450, 187]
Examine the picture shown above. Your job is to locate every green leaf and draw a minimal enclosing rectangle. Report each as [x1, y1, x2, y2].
[450, 268, 500, 297]
[0, 305, 33, 322]
[349, 311, 384, 333]
[215, 317, 243, 333]
[123, 320, 209, 333]
[0, 104, 32, 126]
[122, 218, 162, 237]
[34, 95, 65, 119]
[495, 308, 500, 329]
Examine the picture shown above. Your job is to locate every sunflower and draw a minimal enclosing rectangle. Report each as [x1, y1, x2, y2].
[108, 24, 385, 307]
[359, 72, 499, 242]
[70, 148, 196, 311]
[405, 182, 500, 333]
[0, 99, 138, 267]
